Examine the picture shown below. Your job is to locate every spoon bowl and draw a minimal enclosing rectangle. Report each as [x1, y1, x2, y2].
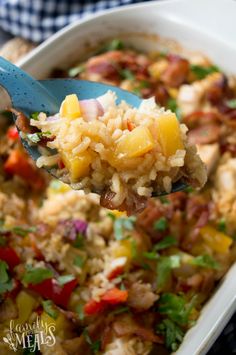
[0, 56, 187, 195]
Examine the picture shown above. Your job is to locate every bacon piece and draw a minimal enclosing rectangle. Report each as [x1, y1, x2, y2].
[161, 56, 189, 87]
[9, 108, 32, 133]
[184, 111, 221, 129]
[127, 282, 158, 311]
[188, 123, 221, 145]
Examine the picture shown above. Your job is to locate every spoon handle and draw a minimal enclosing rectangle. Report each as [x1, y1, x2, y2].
[0, 56, 60, 114]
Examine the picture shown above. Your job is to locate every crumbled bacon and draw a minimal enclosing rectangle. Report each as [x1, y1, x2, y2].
[161, 56, 189, 87]
[188, 123, 221, 145]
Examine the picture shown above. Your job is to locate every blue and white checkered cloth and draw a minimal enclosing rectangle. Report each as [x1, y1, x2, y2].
[0, 0, 152, 43]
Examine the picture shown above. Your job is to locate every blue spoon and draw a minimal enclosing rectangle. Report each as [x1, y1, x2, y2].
[0, 56, 186, 195]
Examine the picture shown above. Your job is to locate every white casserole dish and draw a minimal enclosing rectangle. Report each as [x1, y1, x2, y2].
[14, 0, 236, 353]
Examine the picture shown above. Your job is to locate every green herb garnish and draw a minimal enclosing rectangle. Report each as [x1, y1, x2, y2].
[27, 131, 52, 144]
[190, 64, 220, 80]
[226, 98, 236, 109]
[143, 251, 159, 260]
[22, 266, 53, 285]
[12, 226, 37, 237]
[73, 233, 84, 248]
[154, 235, 177, 251]
[120, 69, 135, 80]
[42, 300, 58, 320]
[191, 254, 219, 269]
[104, 39, 124, 51]
[57, 274, 75, 286]
[153, 217, 168, 231]
[76, 304, 85, 320]
[74, 255, 85, 268]
[156, 256, 180, 290]
[114, 216, 136, 240]
[157, 318, 184, 351]
[107, 212, 116, 221]
[167, 98, 182, 120]
[217, 218, 227, 233]
[68, 65, 85, 77]
[158, 293, 196, 326]
[83, 329, 101, 354]
[110, 306, 129, 316]
[159, 196, 170, 205]
[130, 239, 137, 259]
[0, 260, 13, 294]
[30, 112, 39, 120]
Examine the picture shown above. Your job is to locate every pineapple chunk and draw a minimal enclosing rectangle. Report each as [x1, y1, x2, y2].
[115, 126, 155, 158]
[113, 240, 133, 260]
[156, 113, 184, 157]
[60, 94, 81, 119]
[200, 225, 233, 253]
[62, 150, 92, 182]
[15, 291, 37, 324]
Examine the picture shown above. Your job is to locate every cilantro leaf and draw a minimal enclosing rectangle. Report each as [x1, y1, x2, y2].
[167, 98, 182, 120]
[57, 274, 75, 286]
[73, 233, 84, 248]
[114, 216, 136, 240]
[158, 293, 196, 326]
[42, 300, 58, 320]
[12, 226, 37, 237]
[83, 329, 101, 354]
[104, 39, 124, 51]
[217, 218, 227, 233]
[190, 64, 220, 80]
[157, 318, 184, 351]
[68, 65, 85, 77]
[76, 304, 85, 320]
[130, 239, 137, 259]
[143, 251, 159, 260]
[110, 306, 129, 316]
[22, 266, 53, 285]
[191, 254, 219, 269]
[74, 255, 85, 268]
[27, 131, 52, 144]
[120, 69, 135, 80]
[30, 112, 39, 120]
[153, 217, 168, 231]
[226, 99, 236, 109]
[156, 256, 180, 291]
[0, 260, 13, 294]
[154, 235, 177, 251]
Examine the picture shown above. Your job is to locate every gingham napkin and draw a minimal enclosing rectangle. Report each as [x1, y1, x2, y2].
[0, 0, 152, 42]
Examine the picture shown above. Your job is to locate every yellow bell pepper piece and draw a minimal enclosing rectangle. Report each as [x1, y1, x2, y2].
[61, 150, 92, 182]
[15, 291, 37, 324]
[113, 240, 133, 260]
[47, 179, 71, 196]
[156, 113, 184, 157]
[41, 311, 72, 338]
[200, 225, 233, 253]
[115, 126, 155, 158]
[60, 94, 81, 119]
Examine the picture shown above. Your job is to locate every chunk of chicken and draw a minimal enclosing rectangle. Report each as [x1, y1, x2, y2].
[197, 143, 220, 175]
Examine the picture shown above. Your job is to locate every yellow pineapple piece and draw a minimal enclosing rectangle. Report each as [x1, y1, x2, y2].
[15, 291, 37, 324]
[113, 240, 133, 260]
[200, 225, 233, 254]
[61, 150, 92, 182]
[60, 94, 81, 119]
[115, 126, 155, 158]
[156, 113, 184, 157]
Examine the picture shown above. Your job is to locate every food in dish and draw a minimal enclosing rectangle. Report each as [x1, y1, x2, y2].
[0, 39, 236, 355]
[27, 91, 206, 214]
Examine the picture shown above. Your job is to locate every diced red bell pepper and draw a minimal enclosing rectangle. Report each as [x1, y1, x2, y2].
[7, 126, 19, 140]
[101, 287, 128, 305]
[127, 119, 136, 132]
[0, 246, 20, 269]
[29, 278, 78, 308]
[84, 287, 128, 315]
[84, 299, 107, 315]
[4, 149, 45, 190]
[107, 266, 124, 280]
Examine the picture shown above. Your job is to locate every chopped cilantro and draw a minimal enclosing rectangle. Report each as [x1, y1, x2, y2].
[190, 64, 220, 80]
[57, 274, 75, 286]
[120, 69, 135, 80]
[114, 216, 136, 240]
[104, 39, 124, 51]
[68, 65, 85, 77]
[159, 49, 168, 58]
[0, 260, 13, 294]
[167, 98, 182, 120]
[42, 300, 58, 320]
[185, 186, 194, 193]
[159, 196, 170, 205]
[120, 282, 126, 290]
[12, 226, 36, 237]
[158, 293, 196, 326]
[76, 304, 85, 320]
[27, 131, 52, 144]
[30, 112, 39, 120]
[73, 233, 84, 248]
[83, 329, 101, 353]
[226, 98, 236, 109]
[74, 255, 85, 268]
[107, 212, 116, 221]
[191, 254, 219, 269]
[110, 306, 129, 316]
[153, 217, 168, 231]
[141, 262, 152, 270]
[157, 319, 184, 351]
[154, 235, 177, 251]
[156, 256, 180, 290]
[217, 218, 227, 233]
[143, 251, 159, 260]
[132, 80, 151, 96]
[22, 266, 53, 285]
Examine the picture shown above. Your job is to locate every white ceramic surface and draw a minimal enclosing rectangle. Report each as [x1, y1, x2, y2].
[15, 0, 236, 354]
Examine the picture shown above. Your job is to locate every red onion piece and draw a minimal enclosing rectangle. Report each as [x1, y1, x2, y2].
[79, 99, 104, 121]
